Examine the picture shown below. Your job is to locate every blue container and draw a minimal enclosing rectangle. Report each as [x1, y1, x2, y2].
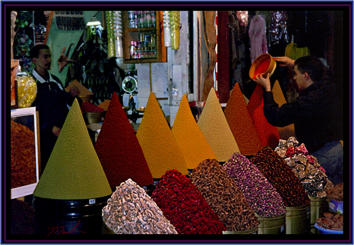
[314, 223, 343, 234]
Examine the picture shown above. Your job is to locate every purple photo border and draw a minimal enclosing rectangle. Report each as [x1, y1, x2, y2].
[1, 1, 352, 244]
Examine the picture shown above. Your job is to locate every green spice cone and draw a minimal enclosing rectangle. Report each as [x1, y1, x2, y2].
[34, 99, 112, 200]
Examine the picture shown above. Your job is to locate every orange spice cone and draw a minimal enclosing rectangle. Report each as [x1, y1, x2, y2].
[136, 92, 188, 178]
[224, 83, 262, 155]
[197, 88, 240, 162]
[172, 94, 216, 169]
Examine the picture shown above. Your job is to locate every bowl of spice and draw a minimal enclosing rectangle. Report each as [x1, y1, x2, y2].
[315, 212, 343, 234]
[249, 53, 276, 80]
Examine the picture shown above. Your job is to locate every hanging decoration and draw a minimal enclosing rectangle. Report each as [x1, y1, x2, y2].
[269, 11, 289, 48]
[248, 15, 268, 62]
[162, 11, 180, 50]
[112, 11, 123, 58]
[169, 11, 180, 50]
[201, 11, 217, 101]
[105, 11, 115, 58]
[236, 11, 248, 27]
[162, 11, 171, 47]
[54, 11, 84, 31]
[11, 11, 17, 60]
[13, 11, 34, 72]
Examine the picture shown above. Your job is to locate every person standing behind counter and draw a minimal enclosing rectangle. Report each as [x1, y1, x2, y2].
[253, 55, 343, 184]
[30, 44, 79, 173]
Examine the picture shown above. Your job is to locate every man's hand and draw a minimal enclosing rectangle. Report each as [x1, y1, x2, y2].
[253, 73, 271, 92]
[58, 47, 75, 72]
[273, 56, 295, 67]
[69, 85, 80, 97]
[52, 126, 61, 136]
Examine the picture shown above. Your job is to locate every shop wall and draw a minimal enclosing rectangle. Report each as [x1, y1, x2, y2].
[46, 11, 102, 85]
[136, 11, 190, 126]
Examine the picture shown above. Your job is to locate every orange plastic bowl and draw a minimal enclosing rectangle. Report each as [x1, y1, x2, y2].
[249, 53, 277, 80]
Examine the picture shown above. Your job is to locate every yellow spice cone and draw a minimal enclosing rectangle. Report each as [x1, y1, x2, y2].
[272, 80, 295, 139]
[172, 94, 216, 169]
[197, 88, 240, 162]
[33, 99, 112, 200]
[136, 92, 188, 178]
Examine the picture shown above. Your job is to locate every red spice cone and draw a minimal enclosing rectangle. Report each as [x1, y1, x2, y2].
[224, 83, 262, 155]
[95, 93, 153, 188]
[247, 85, 280, 149]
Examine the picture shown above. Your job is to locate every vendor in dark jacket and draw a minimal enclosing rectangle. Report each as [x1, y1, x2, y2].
[253, 55, 343, 184]
[30, 44, 79, 173]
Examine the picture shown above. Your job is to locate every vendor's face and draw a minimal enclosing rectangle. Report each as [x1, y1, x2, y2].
[293, 65, 307, 91]
[33, 49, 51, 71]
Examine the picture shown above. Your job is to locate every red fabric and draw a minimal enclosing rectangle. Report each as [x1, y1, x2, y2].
[224, 83, 262, 155]
[247, 85, 280, 149]
[81, 101, 104, 113]
[95, 93, 153, 188]
[217, 11, 230, 104]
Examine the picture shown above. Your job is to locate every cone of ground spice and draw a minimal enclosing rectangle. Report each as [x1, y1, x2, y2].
[247, 85, 280, 148]
[65, 80, 92, 102]
[98, 99, 111, 111]
[224, 83, 262, 155]
[197, 88, 240, 162]
[250, 146, 309, 207]
[102, 178, 178, 234]
[189, 159, 259, 232]
[136, 92, 188, 178]
[152, 169, 225, 234]
[172, 94, 216, 169]
[223, 153, 286, 217]
[95, 93, 153, 189]
[272, 81, 295, 139]
[33, 99, 112, 200]
[80, 101, 105, 113]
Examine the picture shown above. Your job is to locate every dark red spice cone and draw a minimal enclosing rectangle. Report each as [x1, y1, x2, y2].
[95, 93, 153, 189]
[224, 83, 263, 155]
[247, 85, 280, 149]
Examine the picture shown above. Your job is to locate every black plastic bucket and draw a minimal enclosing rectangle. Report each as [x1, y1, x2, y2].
[33, 195, 110, 236]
